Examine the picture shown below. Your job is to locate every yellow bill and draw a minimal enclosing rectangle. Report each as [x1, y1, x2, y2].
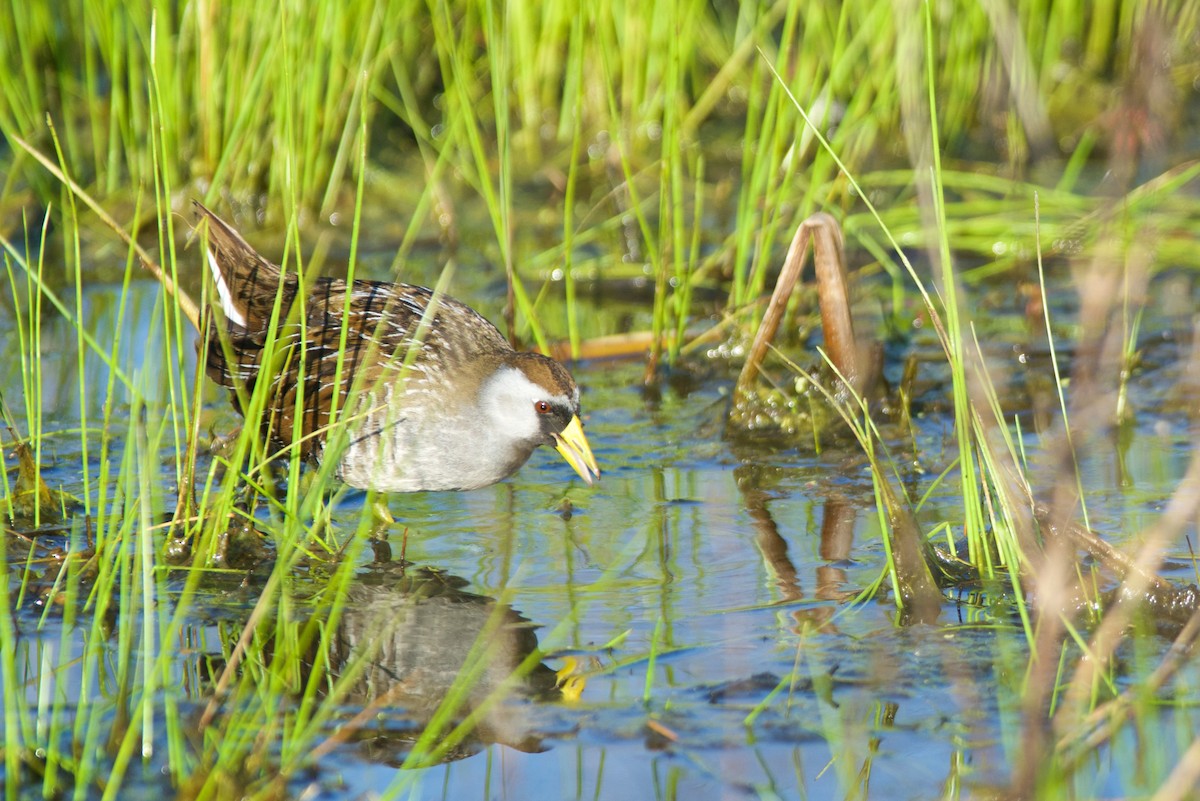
[552, 415, 600, 485]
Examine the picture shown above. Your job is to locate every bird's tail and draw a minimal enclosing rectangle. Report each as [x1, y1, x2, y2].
[193, 201, 285, 332]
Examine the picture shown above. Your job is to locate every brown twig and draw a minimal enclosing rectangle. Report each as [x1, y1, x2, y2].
[735, 212, 860, 398]
[10, 132, 202, 332]
[1054, 443, 1200, 731]
[1058, 600, 1200, 763]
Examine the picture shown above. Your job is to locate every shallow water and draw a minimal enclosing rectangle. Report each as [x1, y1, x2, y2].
[4, 224, 1200, 800]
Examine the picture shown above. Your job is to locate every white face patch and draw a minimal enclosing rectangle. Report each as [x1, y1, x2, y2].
[480, 366, 566, 442]
[207, 248, 247, 327]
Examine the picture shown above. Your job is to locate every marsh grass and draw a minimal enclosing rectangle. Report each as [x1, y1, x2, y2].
[5, 0, 1200, 799]
[710, 3, 1200, 797]
[0, 68, 578, 801]
[742, 3, 1200, 796]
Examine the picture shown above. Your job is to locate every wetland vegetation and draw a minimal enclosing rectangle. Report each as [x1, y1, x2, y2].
[4, 1, 1200, 799]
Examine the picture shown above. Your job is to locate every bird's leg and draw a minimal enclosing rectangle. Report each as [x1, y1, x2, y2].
[370, 498, 394, 529]
[366, 497, 403, 556]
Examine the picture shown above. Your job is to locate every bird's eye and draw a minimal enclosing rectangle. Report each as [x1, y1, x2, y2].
[535, 400, 552, 414]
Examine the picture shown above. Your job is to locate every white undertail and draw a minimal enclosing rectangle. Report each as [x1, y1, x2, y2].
[206, 248, 247, 327]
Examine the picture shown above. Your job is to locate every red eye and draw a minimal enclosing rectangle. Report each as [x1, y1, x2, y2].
[535, 400, 552, 414]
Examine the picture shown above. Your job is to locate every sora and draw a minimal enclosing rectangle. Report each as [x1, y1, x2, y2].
[195, 202, 599, 493]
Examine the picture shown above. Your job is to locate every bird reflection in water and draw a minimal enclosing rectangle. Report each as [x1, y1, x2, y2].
[319, 567, 572, 765]
[189, 566, 575, 767]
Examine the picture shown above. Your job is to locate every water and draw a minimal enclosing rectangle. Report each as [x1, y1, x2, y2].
[4, 214, 1200, 800]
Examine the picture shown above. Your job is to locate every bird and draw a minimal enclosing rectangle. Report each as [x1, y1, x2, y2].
[193, 201, 599, 494]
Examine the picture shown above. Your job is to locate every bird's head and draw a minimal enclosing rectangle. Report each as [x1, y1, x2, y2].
[479, 352, 600, 485]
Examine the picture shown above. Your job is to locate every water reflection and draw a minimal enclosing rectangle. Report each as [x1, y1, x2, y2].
[314, 565, 564, 765]
[733, 460, 860, 635]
